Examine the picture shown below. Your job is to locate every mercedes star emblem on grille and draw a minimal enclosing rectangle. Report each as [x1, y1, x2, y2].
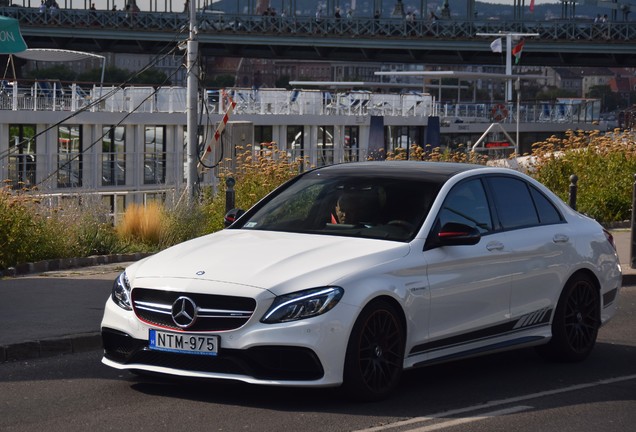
[171, 296, 198, 328]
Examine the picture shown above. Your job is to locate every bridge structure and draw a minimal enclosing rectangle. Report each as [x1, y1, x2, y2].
[1, 5, 636, 67]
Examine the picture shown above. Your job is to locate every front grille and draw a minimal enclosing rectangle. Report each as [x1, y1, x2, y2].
[131, 288, 257, 331]
[102, 328, 324, 381]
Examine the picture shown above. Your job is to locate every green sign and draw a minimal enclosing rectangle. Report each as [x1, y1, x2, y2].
[0, 16, 27, 54]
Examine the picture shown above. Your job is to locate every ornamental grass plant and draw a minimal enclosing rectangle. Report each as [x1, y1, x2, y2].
[200, 145, 307, 233]
[385, 144, 488, 164]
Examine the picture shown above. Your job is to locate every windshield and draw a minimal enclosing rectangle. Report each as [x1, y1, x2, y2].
[237, 172, 442, 242]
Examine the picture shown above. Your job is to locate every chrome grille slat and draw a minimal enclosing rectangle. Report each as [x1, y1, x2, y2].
[131, 287, 257, 332]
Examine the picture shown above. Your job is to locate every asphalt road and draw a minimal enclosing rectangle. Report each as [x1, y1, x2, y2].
[1, 286, 634, 432]
[0, 263, 124, 354]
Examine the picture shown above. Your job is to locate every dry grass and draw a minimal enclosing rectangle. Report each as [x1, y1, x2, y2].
[117, 201, 165, 246]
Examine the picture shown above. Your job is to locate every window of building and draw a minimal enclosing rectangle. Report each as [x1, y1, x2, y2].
[287, 125, 304, 161]
[7, 124, 36, 189]
[254, 125, 274, 151]
[344, 126, 360, 162]
[102, 194, 126, 225]
[317, 126, 334, 166]
[144, 126, 166, 184]
[385, 126, 423, 158]
[57, 125, 82, 188]
[102, 126, 126, 186]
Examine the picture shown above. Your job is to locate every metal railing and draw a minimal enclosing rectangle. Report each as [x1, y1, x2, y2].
[0, 82, 603, 129]
[3, 7, 636, 42]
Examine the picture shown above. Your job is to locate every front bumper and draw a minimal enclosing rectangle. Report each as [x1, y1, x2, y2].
[102, 327, 324, 381]
[100, 296, 358, 387]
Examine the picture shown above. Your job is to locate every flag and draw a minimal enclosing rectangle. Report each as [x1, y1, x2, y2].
[529, 0, 535, 12]
[490, 38, 502, 53]
[512, 39, 525, 64]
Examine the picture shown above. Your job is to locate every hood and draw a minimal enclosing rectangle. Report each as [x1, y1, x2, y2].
[130, 229, 410, 294]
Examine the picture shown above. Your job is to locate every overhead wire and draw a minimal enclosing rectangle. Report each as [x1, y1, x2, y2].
[0, 53, 183, 164]
[0, 26, 191, 187]
[36, 51, 187, 188]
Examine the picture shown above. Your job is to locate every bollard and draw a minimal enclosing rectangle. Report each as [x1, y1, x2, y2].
[568, 174, 578, 211]
[631, 174, 636, 269]
[225, 177, 235, 214]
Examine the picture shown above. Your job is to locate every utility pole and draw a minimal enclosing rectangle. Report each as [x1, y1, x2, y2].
[186, 0, 199, 204]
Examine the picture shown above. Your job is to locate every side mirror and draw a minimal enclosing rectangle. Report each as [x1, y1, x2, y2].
[436, 222, 481, 246]
[224, 208, 245, 227]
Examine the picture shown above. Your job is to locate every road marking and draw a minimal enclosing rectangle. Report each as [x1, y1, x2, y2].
[406, 405, 533, 432]
[355, 374, 636, 432]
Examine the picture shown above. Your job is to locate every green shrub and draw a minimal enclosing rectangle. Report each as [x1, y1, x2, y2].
[0, 188, 68, 269]
[159, 200, 208, 248]
[530, 130, 636, 222]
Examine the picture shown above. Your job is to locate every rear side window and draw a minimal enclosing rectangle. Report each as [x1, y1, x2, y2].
[529, 186, 563, 224]
[487, 176, 562, 230]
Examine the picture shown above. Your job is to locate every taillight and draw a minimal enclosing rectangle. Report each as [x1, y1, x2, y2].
[603, 229, 616, 251]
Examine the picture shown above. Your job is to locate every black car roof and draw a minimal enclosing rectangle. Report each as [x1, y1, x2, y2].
[306, 161, 483, 182]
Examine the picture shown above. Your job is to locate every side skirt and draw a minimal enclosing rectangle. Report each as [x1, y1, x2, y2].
[410, 335, 547, 368]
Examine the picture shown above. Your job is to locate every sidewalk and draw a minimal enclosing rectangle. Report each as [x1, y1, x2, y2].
[1, 232, 634, 364]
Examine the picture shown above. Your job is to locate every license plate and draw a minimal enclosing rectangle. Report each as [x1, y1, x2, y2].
[149, 329, 218, 356]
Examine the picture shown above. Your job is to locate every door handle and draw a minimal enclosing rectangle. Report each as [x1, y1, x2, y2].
[486, 241, 504, 251]
[553, 234, 569, 243]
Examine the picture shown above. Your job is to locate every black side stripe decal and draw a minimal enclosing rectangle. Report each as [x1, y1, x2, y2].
[408, 307, 553, 357]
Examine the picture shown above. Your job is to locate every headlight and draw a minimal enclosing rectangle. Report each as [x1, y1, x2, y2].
[111, 271, 132, 310]
[261, 287, 344, 324]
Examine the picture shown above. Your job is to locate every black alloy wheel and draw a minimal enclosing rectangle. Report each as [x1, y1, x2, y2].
[343, 299, 405, 401]
[536, 273, 600, 362]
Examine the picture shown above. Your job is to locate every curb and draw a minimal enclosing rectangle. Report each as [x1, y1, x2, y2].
[1, 333, 102, 363]
[0, 252, 152, 278]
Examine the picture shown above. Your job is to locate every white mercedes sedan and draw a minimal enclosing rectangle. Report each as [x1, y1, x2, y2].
[101, 161, 622, 400]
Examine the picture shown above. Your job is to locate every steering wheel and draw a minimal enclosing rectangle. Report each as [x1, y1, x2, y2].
[387, 220, 415, 232]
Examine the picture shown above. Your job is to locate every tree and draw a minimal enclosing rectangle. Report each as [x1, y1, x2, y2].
[587, 85, 623, 112]
[205, 74, 235, 88]
[274, 74, 291, 89]
[24, 64, 77, 82]
[77, 66, 170, 86]
[536, 87, 577, 100]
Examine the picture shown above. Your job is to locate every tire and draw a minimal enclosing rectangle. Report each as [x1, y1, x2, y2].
[343, 299, 405, 402]
[536, 273, 600, 362]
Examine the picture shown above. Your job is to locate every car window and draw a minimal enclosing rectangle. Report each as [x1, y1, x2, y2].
[530, 186, 564, 224]
[238, 174, 442, 242]
[487, 176, 539, 230]
[438, 178, 493, 233]
[255, 183, 323, 228]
